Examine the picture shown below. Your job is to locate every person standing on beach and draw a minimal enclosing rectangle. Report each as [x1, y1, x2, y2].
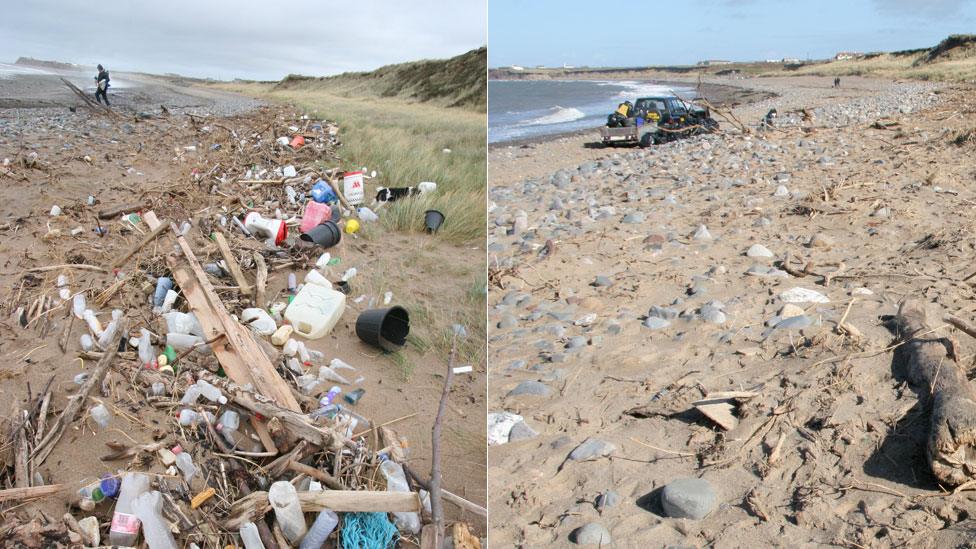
[94, 64, 110, 106]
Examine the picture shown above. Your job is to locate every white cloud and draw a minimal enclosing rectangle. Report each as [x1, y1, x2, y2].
[0, 0, 486, 80]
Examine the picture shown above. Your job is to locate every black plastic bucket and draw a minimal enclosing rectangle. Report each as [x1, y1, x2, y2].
[424, 210, 445, 234]
[300, 220, 341, 248]
[356, 306, 410, 352]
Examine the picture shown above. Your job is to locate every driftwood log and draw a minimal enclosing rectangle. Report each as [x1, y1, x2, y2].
[896, 300, 976, 485]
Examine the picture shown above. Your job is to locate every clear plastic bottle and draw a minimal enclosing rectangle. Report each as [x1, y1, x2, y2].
[341, 267, 357, 282]
[72, 294, 87, 319]
[132, 490, 177, 549]
[329, 358, 355, 372]
[217, 410, 240, 446]
[173, 447, 197, 482]
[268, 481, 307, 543]
[195, 380, 228, 404]
[177, 409, 200, 426]
[379, 459, 420, 534]
[83, 309, 102, 336]
[137, 329, 156, 367]
[240, 522, 266, 549]
[153, 277, 173, 308]
[109, 472, 150, 546]
[97, 320, 118, 349]
[299, 509, 338, 549]
[287, 272, 297, 292]
[90, 403, 110, 428]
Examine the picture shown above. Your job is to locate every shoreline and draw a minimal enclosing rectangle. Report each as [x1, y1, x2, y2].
[488, 79, 776, 150]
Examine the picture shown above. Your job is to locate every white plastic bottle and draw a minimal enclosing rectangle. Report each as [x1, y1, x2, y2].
[217, 410, 240, 446]
[137, 329, 156, 367]
[97, 320, 118, 349]
[72, 294, 87, 319]
[240, 522, 266, 549]
[177, 409, 200, 426]
[109, 472, 150, 546]
[80, 334, 94, 352]
[174, 448, 197, 482]
[268, 481, 307, 543]
[195, 380, 228, 404]
[299, 509, 338, 549]
[132, 491, 177, 549]
[90, 403, 110, 428]
[83, 309, 102, 336]
[380, 460, 421, 534]
[57, 275, 70, 300]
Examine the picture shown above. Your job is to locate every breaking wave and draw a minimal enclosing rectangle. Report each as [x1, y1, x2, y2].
[521, 106, 586, 126]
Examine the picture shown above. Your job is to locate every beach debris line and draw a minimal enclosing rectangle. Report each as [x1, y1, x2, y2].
[0, 104, 480, 547]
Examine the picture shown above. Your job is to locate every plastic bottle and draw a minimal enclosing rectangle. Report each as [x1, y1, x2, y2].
[268, 481, 307, 543]
[329, 358, 355, 372]
[321, 386, 341, 406]
[318, 367, 349, 385]
[196, 380, 228, 404]
[83, 309, 102, 336]
[56, 275, 70, 300]
[109, 472, 150, 546]
[287, 272, 297, 292]
[80, 334, 94, 352]
[100, 474, 121, 498]
[97, 320, 118, 349]
[137, 329, 156, 368]
[90, 403, 110, 428]
[132, 490, 178, 549]
[299, 509, 338, 549]
[153, 277, 173, 308]
[159, 290, 179, 313]
[217, 410, 240, 446]
[177, 409, 200, 426]
[341, 267, 357, 282]
[240, 522, 266, 549]
[163, 311, 204, 336]
[241, 308, 277, 336]
[310, 179, 338, 203]
[167, 333, 205, 352]
[150, 382, 166, 396]
[173, 447, 197, 482]
[379, 460, 421, 534]
[314, 252, 331, 269]
[78, 483, 105, 511]
[72, 293, 86, 319]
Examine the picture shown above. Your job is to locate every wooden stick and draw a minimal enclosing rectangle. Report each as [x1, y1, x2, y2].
[98, 202, 147, 220]
[945, 313, 976, 340]
[110, 221, 169, 269]
[0, 483, 64, 503]
[287, 459, 344, 490]
[24, 264, 106, 274]
[404, 464, 487, 518]
[32, 320, 126, 467]
[253, 252, 268, 310]
[224, 490, 421, 530]
[430, 335, 458, 544]
[214, 232, 253, 296]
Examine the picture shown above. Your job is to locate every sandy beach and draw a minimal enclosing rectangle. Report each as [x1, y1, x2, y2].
[486, 74, 976, 547]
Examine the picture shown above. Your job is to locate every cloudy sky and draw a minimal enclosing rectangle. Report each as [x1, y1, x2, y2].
[490, 0, 976, 67]
[2, 0, 486, 81]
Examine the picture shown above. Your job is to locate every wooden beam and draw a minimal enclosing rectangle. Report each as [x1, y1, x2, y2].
[253, 252, 268, 310]
[143, 211, 299, 412]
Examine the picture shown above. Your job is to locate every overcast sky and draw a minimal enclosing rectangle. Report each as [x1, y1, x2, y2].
[490, 0, 976, 67]
[1, 0, 486, 81]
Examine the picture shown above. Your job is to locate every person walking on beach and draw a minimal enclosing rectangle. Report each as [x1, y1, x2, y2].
[94, 64, 110, 106]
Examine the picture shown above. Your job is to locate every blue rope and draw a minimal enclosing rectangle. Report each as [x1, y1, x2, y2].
[341, 512, 399, 549]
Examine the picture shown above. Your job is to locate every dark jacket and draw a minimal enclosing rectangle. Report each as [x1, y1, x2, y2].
[96, 70, 110, 89]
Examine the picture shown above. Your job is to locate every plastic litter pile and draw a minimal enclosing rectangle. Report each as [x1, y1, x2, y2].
[0, 105, 478, 548]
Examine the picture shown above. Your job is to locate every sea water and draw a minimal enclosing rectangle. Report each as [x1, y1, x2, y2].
[488, 79, 694, 143]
